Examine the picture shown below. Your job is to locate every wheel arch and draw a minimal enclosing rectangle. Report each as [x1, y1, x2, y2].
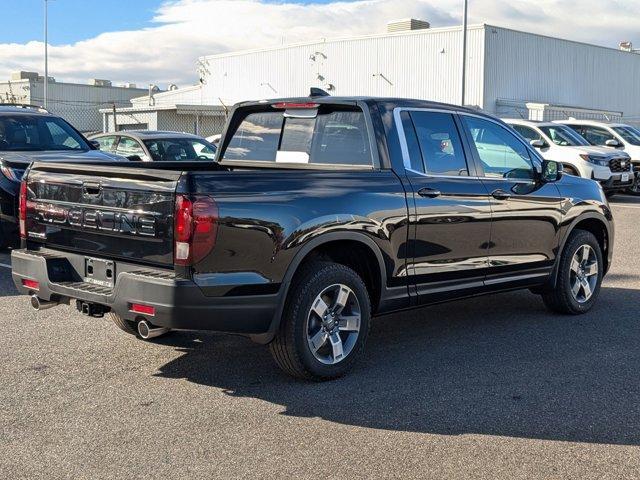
[250, 232, 388, 344]
[547, 212, 612, 290]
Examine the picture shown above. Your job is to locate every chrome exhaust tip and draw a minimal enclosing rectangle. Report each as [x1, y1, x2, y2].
[137, 320, 170, 340]
[30, 295, 59, 311]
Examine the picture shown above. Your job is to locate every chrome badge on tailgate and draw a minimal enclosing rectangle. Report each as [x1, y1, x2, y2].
[32, 203, 158, 238]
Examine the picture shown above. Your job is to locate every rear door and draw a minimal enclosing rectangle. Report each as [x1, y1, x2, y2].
[24, 163, 181, 267]
[460, 114, 563, 286]
[396, 109, 492, 302]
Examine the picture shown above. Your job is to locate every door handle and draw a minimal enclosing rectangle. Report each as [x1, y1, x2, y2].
[491, 189, 512, 200]
[417, 187, 442, 198]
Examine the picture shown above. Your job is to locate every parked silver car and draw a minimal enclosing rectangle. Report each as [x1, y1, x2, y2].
[89, 130, 217, 162]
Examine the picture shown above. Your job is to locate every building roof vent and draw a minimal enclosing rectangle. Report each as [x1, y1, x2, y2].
[387, 18, 430, 33]
[91, 79, 112, 87]
[11, 71, 40, 81]
[619, 41, 633, 52]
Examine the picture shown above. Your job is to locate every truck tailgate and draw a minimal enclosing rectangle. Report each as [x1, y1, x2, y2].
[24, 163, 181, 268]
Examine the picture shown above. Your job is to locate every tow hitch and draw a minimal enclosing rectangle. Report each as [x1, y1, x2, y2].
[76, 300, 107, 318]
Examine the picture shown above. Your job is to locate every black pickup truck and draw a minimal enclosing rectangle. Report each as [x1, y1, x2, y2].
[11, 96, 614, 380]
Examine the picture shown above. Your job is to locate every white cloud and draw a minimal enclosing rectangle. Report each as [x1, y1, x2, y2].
[0, 0, 638, 87]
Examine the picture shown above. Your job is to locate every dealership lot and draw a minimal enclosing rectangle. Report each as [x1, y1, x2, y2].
[1, 198, 639, 479]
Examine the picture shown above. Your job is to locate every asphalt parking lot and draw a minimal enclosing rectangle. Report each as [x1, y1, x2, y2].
[1, 198, 640, 479]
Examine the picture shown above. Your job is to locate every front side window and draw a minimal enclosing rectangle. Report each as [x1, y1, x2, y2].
[463, 116, 534, 179]
[613, 126, 640, 146]
[143, 139, 216, 161]
[222, 106, 372, 167]
[406, 111, 468, 176]
[0, 114, 89, 152]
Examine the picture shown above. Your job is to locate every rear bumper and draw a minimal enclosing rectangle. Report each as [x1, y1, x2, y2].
[11, 249, 280, 335]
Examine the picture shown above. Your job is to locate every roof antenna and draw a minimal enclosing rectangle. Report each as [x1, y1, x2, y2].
[310, 87, 330, 98]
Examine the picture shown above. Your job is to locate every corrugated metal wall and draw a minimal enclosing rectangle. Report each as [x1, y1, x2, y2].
[484, 26, 640, 124]
[201, 26, 485, 107]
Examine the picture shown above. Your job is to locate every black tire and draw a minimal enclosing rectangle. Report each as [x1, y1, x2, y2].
[542, 229, 603, 314]
[269, 261, 371, 381]
[109, 312, 139, 336]
[605, 191, 617, 199]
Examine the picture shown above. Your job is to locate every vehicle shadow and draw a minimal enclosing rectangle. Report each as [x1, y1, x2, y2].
[155, 286, 640, 446]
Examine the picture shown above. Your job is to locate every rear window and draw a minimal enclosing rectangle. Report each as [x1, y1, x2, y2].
[222, 106, 373, 167]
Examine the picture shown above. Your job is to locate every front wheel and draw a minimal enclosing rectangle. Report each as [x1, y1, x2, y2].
[541, 229, 603, 314]
[269, 262, 371, 380]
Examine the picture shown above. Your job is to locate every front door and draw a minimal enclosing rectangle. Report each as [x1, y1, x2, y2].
[397, 110, 493, 303]
[460, 115, 564, 287]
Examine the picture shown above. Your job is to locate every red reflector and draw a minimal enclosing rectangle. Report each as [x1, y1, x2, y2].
[22, 279, 39, 290]
[130, 303, 155, 316]
[271, 102, 319, 110]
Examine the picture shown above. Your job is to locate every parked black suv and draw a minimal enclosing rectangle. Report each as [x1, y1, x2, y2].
[0, 105, 125, 249]
[11, 97, 614, 380]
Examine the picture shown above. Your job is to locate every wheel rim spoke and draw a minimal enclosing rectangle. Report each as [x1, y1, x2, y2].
[333, 286, 351, 315]
[329, 332, 344, 362]
[570, 257, 580, 273]
[309, 330, 328, 352]
[311, 297, 329, 319]
[338, 314, 360, 332]
[580, 245, 590, 262]
[584, 261, 598, 277]
[571, 279, 582, 297]
[581, 278, 592, 299]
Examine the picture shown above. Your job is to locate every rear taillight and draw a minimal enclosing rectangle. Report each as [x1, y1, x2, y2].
[19, 181, 27, 239]
[271, 102, 320, 109]
[174, 194, 218, 266]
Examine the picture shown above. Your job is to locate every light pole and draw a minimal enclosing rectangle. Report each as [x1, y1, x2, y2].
[44, 0, 48, 108]
[460, 0, 468, 106]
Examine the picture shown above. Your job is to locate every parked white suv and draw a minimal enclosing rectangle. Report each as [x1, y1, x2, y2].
[555, 119, 640, 194]
[505, 119, 633, 194]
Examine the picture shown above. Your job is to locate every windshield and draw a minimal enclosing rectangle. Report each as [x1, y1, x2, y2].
[0, 114, 89, 151]
[539, 125, 589, 146]
[143, 138, 217, 161]
[613, 126, 640, 146]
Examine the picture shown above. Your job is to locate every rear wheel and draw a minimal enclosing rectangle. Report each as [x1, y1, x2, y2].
[541, 229, 603, 314]
[269, 261, 371, 380]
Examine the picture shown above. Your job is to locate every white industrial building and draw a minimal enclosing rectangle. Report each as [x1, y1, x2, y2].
[0, 71, 149, 132]
[100, 85, 227, 136]
[196, 22, 640, 126]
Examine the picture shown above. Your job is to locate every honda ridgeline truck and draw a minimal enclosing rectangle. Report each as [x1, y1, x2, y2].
[11, 96, 614, 380]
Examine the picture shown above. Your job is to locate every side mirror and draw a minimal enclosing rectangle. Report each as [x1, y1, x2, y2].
[605, 139, 621, 148]
[127, 154, 143, 162]
[530, 139, 547, 149]
[89, 140, 100, 149]
[541, 160, 562, 182]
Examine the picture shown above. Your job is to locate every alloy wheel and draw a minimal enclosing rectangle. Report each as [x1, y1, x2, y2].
[306, 283, 361, 365]
[569, 245, 598, 303]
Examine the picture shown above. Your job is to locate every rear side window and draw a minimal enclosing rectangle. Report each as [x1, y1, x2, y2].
[222, 106, 373, 167]
[408, 111, 468, 176]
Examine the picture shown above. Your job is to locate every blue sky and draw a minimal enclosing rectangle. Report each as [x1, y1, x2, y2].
[1, 0, 345, 45]
[2, 0, 162, 44]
